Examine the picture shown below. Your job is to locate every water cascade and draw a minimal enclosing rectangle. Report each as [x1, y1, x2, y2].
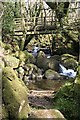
[59, 64, 77, 78]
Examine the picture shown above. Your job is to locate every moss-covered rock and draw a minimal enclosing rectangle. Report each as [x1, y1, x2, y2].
[19, 51, 36, 64]
[36, 51, 59, 71]
[4, 44, 13, 53]
[61, 54, 76, 61]
[49, 57, 60, 71]
[3, 67, 18, 81]
[2, 105, 9, 120]
[61, 54, 78, 70]
[36, 51, 49, 71]
[24, 63, 38, 78]
[27, 52, 36, 64]
[53, 82, 80, 120]
[19, 51, 28, 62]
[2, 67, 30, 119]
[44, 69, 61, 80]
[4, 55, 19, 68]
[62, 58, 78, 70]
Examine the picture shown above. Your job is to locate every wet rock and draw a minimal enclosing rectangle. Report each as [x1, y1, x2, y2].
[75, 66, 80, 84]
[62, 58, 78, 70]
[48, 57, 60, 71]
[28, 109, 66, 119]
[44, 69, 61, 80]
[36, 51, 47, 70]
[2, 67, 30, 119]
[4, 55, 19, 68]
[36, 51, 59, 71]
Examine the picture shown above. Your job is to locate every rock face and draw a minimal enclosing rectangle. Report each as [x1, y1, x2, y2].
[2, 105, 9, 120]
[28, 109, 66, 119]
[44, 69, 61, 80]
[2, 67, 30, 119]
[4, 55, 19, 68]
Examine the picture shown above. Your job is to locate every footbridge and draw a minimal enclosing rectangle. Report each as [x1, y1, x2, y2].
[14, 1, 80, 36]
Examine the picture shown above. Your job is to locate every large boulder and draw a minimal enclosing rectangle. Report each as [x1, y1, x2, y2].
[61, 54, 78, 70]
[36, 51, 49, 70]
[48, 57, 60, 71]
[44, 69, 61, 80]
[4, 55, 19, 68]
[2, 67, 30, 119]
[28, 109, 66, 119]
[36, 51, 59, 71]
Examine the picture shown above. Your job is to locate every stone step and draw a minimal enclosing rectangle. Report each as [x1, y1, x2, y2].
[28, 90, 55, 109]
[28, 109, 66, 119]
[29, 90, 55, 97]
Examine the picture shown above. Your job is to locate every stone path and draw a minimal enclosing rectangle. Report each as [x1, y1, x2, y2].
[27, 79, 67, 119]
[28, 90, 55, 109]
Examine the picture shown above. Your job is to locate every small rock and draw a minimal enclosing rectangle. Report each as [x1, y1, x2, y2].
[44, 69, 61, 80]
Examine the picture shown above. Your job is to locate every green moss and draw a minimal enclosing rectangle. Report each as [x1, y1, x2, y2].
[4, 55, 19, 68]
[2, 67, 30, 119]
[19, 51, 29, 62]
[3, 67, 18, 81]
[61, 54, 76, 60]
[53, 82, 80, 120]
[44, 69, 60, 80]
[19, 50, 35, 64]
[62, 58, 78, 70]
[2, 105, 9, 120]
[36, 51, 49, 70]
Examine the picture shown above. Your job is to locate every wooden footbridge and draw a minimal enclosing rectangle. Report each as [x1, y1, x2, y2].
[14, 1, 80, 36]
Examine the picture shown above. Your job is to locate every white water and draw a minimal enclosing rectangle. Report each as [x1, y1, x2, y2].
[32, 46, 40, 56]
[59, 64, 77, 78]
